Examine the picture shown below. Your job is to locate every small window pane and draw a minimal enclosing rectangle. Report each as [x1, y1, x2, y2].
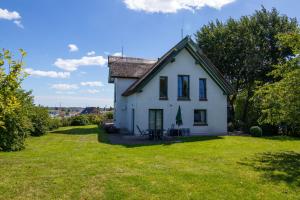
[194, 109, 207, 124]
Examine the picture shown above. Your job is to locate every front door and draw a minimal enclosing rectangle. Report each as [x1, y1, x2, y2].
[149, 109, 163, 132]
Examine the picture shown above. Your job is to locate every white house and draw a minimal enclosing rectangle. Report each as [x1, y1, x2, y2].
[108, 36, 234, 136]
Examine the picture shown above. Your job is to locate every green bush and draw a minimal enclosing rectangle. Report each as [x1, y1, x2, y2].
[48, 118, 62, 130]
[104, 112, 113, 120]
[0, 112, 31, 151]
[70, 115, 89, 126]
[61, 117, 71, 127]
[250, 126, 263, 137]
[228, 122, 234, 132]
[30, 106, 50, 136]
[87, 114, 104, 125]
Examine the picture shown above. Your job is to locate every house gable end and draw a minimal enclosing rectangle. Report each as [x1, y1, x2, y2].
[122, 37, 234, 96]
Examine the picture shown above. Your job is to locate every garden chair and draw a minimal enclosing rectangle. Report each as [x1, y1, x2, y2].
[136, 125, 149, 137]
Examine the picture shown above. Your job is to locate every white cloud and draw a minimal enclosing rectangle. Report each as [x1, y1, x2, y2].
[13, 20, 24, 28]
[25, 68, 70, 79]
[68, 44, 79, 52]
[0, 8, 23, 28]
[0, 8, 21, 20]
[87, 51, 96, 56]
[51, 84, 78, 90]
[54, 55, 107, 71]
[123, 0, 235, 13]
[80, 81, 104, 87]
[112, 52, 123, 56]
[55, 91, 76, 95]
[86, 89, 100, 94]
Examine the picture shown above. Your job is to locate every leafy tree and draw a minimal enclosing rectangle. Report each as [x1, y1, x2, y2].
[253, 31, 300, 135]
[195, 7, 298, 125]
[0, 49, 34, 151]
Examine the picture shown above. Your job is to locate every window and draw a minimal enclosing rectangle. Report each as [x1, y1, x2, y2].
[178, 75, 190, 100]
[199, 79, 207, 100]
[159, 76, 168, 100]
[194, 109, 207, 125]
[149, 109, 163, 130]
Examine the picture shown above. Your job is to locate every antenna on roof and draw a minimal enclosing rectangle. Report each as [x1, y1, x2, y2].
[181, 28, 183, 39]
[121, 46, 124, 58]
[181, 16, 185, 39]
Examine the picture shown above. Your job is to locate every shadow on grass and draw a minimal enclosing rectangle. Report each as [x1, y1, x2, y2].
[105, 134, 223, 148]
[239, 151, 300, 187]
[51, 126, 100, 135]
[51, 126, 223, 147]
[261, 136, 300, 141]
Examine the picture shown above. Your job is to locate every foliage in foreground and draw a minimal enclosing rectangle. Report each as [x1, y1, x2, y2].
[0, 50, 51, 151]
[0, 49, 33, 151]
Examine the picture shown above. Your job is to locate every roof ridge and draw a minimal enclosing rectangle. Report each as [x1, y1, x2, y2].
[108, 55, 157, 63]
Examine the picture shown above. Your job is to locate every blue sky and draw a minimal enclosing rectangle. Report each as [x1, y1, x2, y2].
[0, 0, 299, 107]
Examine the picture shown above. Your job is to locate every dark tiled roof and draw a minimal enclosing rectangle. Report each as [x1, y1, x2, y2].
[108, 56, 157, 83]
[81, 107, 101, 114]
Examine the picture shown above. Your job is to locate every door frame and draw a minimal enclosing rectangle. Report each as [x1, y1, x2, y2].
[148, 109, 164, 131]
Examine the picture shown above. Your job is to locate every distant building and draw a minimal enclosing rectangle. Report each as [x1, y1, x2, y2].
[81, 107, 101, 115]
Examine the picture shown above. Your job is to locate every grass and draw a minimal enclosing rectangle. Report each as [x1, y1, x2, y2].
[0, 125, 299, 200]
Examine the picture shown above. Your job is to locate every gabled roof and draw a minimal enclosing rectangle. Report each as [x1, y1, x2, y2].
[122, 36, 234, 96]
[108, 56, 157, 83]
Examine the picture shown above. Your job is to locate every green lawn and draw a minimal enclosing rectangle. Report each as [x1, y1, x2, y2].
[0, 125, 299, 200]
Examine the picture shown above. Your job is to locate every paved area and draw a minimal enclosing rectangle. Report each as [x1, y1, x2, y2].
[108, 134, 182, 145]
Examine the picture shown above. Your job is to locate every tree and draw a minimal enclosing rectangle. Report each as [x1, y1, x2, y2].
[0, 49, 34, 151]
[253, 31, 300, 135]
[195, 7, 298, 126]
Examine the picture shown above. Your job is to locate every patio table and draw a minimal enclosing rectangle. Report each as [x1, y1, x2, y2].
[147, 129, 166, 140]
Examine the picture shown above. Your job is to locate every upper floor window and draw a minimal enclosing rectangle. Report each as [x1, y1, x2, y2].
[199, 78, 207, 100]
[159, 76, 168, 100]
[194, 109, 207, 125]
[178, 75, 190, 100]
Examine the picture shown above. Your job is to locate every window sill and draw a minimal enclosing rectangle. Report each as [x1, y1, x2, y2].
[199, 98, 207, 101]
[159, 97, 168, 101]
[177, 97, 191, 101]
[193, 123, 208, 126]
